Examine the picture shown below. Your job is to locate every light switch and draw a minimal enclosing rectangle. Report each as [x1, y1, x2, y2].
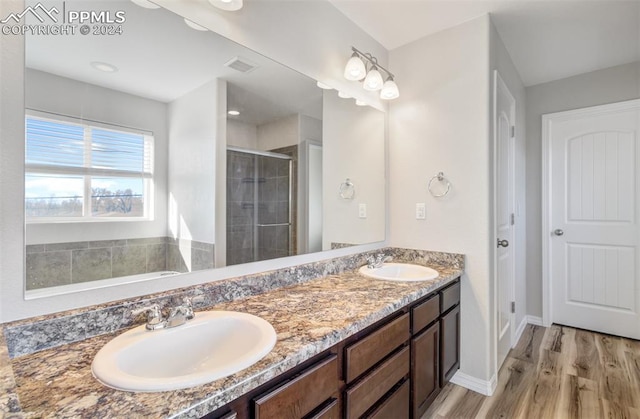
[359, 203, 367, 218]
[416, 203, 426, 220]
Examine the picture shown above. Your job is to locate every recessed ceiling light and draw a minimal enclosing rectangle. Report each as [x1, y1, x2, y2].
[131, 0, 160, 9]
[228, 110, 240, 116]
[90, 62, 118, 73]
[184, 18, 208, 31]
[355, 99, 367, 106]
[316, 81, 332, 90]
[338, 91, 351, 99]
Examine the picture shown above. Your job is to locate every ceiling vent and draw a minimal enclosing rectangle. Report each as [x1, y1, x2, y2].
[224, 56, 259, 74]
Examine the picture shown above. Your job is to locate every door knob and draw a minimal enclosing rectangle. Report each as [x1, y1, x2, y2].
[553, 229, 564, 236]
[497, 239, 509, 248]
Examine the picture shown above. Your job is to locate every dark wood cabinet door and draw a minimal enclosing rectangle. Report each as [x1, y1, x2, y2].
[411, 322, 440, 418]
[440, 304, 460, 385]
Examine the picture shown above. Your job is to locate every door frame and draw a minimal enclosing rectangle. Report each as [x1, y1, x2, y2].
[493, 70, 517, 370]
[541, 98, 640, 327]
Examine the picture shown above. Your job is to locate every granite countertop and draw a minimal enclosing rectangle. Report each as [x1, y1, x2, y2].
[2, 263, 462, 419]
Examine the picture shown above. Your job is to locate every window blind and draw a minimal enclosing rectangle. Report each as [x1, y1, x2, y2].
[25, 115, 153, 178]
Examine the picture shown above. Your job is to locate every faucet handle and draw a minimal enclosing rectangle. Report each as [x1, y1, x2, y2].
[181, 296, 205, 319]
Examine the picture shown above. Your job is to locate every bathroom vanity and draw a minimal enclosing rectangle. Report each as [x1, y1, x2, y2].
[0, 249, 463, 418]
[206, 279, 460, 419]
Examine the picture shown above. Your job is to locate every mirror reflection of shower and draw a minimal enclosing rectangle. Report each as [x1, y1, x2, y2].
[226, 148, 294, 265]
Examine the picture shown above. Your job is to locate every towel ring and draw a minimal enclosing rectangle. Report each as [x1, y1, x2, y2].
[428, 172, 451, 198]
[339, 178, 355, 200]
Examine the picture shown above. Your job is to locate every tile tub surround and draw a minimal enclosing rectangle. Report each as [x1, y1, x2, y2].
[2, 262, 463, 418]
[3, 247, 463, 359]
[25, 237, 215, 290]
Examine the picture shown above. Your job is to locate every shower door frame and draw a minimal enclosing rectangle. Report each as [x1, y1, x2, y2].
[227, 146, 294, 263]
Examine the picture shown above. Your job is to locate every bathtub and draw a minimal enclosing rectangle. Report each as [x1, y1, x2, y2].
[25, 271, 181, 300]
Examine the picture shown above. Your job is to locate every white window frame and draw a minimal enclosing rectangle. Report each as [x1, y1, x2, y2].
[25, 110, 155, 223]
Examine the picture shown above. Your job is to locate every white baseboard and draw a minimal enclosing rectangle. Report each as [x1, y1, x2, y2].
[527, 315, 543, 326]
[449, 370, 497, 396]
[514, 316, 528, 345]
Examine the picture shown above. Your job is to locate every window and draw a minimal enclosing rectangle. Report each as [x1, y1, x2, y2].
[25, 112, 154, 222]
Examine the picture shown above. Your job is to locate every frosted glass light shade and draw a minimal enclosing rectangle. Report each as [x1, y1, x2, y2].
[344, 54, 366, 81]
[208, 0, 243, 11]
[380, 79, 400, 100]
[363, 68, 383, 91]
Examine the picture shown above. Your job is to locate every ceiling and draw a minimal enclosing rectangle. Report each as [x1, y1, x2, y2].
[329, 0, 640, 86]
[26, 0, 322, 124]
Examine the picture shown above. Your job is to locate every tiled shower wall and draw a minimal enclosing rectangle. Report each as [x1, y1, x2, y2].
[226, 148, 296, 266]
[25, 237, 214, 290]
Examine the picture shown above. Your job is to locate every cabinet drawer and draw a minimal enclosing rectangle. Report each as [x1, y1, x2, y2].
[440, 281, 460, 313]
[306, 398, 339, 419]
[254, 355, 338, 419]
[412, 293, 440, 333]
[345, 346, 410, 419]
[345, 313, 410, 383]
[367, 379, 410, 419]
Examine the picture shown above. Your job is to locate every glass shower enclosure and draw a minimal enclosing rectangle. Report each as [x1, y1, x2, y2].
[226, 147, 293, 266]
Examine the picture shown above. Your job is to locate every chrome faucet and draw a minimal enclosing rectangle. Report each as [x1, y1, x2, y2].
[132, 296, 201, 331]
[366, 254, 392, 269]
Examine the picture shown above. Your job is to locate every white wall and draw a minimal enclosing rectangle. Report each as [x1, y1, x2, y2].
[257, 114, 299, 151]
[323, 92, 386, 249]
[227, 119, 257, 149]
[389, 16, 493, 385]
[24, 69, 169, 244]
[168, 80, 219, 244]
[525, 61, 640, 317]
[298, 115, 323, 253]
[489, 21, 527, 361]
[300, 115, 323, 145]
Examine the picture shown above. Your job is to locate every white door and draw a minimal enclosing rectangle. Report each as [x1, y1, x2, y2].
[495, 71, 516, 368]
[545, 99, 640, 339]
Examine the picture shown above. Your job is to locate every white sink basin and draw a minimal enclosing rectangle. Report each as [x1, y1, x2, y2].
[91, 311, 277, 392]
[359, 263, 439, 282]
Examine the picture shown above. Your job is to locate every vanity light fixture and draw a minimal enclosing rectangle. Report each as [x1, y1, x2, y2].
[228, 110, 240, 116]
[184, 18, 208, 31]
[363, 66, 383, 91]
[90, 61, 118, 73]
[344, 46, 399, 100]
[343, 52, 366, 81]
[208, 0, 243, 11]
[380, 77, 400, 100]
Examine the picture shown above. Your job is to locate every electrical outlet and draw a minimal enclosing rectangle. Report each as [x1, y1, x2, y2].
[416, 203, 426, 220]
[359, 203, 367, 218]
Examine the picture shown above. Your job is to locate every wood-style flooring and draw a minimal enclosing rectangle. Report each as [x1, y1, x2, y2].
[422, 324, 640, 418]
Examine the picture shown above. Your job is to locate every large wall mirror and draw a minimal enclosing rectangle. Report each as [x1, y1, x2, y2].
[23, 0, 386, 297]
